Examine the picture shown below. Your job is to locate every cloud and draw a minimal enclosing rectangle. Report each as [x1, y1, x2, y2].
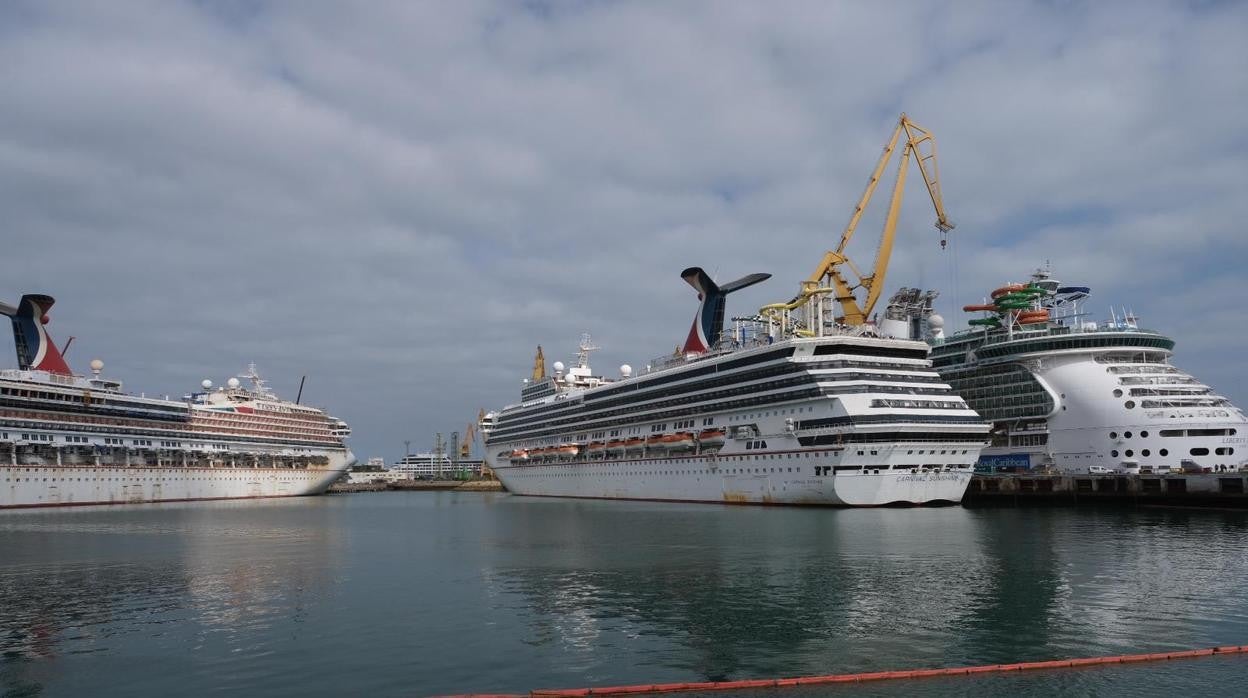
[2, 0, 1245, 460]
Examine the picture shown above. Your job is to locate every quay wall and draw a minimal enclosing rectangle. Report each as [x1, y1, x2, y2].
[966, 473, 1248, 508]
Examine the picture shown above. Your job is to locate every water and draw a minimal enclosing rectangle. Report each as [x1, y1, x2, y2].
[1, 493, 1246, 696]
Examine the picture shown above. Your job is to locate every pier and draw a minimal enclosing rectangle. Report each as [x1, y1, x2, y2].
[966, 473, 1248, 508]
[329, 479, 503, 494]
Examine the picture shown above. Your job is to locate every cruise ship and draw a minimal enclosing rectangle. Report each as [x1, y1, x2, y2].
[1, 293, 355, 508]
[481, 268, 991, 507]
[890, 269, 1247, 474]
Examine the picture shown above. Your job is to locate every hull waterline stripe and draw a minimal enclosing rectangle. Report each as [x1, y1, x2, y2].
[438, 644, 1248, 697]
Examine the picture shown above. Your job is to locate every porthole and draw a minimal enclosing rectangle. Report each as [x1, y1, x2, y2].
[1125, 401, 1135, 409]
[1141, 431, 1149, 438]
[1113, 389, 1123, 398]
[1190, 447, 1209, 456]
[1111, 450, 1119, 458]
[1125, 450, 1134, 457]
[1109, 432, 1118, 439]
[1142, 449, 1150, 457]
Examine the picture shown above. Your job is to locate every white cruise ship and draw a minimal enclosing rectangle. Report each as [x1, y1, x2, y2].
[898, 269, 1247, 474]
[1, 293, 355, 508]
[482, 268, 990, 507]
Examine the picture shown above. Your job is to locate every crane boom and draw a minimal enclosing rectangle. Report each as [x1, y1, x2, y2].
[766, 113, 953, 328]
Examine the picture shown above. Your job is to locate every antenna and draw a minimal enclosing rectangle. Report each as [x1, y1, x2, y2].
[296, 375, 307, 404]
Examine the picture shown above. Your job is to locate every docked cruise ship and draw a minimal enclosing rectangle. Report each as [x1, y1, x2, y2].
[1, 293, 355, 508]
[482, 268, 990, 506]
[892, 270, 1247, 474]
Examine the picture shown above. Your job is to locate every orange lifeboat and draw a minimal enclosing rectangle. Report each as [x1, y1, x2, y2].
[556, 444, 579, 460]
[606, 439, 627, 455]
[623, 437, 645, 454]
[645, 434, 666, 451]
[990, 284, 1026, 299]
[1017, 309, 1050, 324]
[509, 449, 529, 463]
[587, 441, 606, 457]
[962, 303, 998, 312]
[661, 432, 696, 451]
[697, 428, 727, 449]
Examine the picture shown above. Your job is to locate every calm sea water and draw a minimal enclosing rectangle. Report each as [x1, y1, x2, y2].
[1, 493, 1246, 696]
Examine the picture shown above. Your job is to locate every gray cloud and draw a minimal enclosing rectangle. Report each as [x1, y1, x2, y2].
[2, 0, 1245, 461]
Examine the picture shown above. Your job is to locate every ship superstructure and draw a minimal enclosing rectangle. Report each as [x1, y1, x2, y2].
[904, 269, 1247, 474]
[0, 294, 355, 508]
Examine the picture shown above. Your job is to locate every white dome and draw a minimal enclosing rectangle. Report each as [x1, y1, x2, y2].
[227, 377, 241, 389]
[620, 364, 632, 377]
[552, 361, 566, 373]
[927, 313, 945, 330]
[89, 359, 104, 372]
[201, 379, 213, 389]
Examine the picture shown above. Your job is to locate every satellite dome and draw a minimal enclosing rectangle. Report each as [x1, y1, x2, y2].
[552, 361, 566, 373]
[201, 379, 213, 389]
[89, 359, 104, 372]
[928, 313, 945, 330]
[227, 377, 241, 389]
[620, 364, 632, 377]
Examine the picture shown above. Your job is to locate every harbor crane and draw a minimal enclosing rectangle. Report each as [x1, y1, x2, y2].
[762, 113, 953, 330]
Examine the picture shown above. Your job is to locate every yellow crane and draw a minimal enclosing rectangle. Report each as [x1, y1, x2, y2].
[460, 420, 476, 458]
[762, 113, 953, 329]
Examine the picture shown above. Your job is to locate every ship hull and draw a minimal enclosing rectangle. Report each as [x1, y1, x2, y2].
[0, 451, 353, 509]
[489, 447, 974, 507]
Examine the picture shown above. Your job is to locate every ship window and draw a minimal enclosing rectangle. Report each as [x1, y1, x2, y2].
[1140, 431, 1149, 438]
[1124, 432, 1132, 439]
[1111, 450, 1119, 458]
[1190, 448, 1209, 456]
[1125, 450, 1133, 457]
[1160, 449, 1169, 456]
[1124, 401, 1135, 409]
[1109, 432, 1117, 439]
[1113, 389, 1123, 397]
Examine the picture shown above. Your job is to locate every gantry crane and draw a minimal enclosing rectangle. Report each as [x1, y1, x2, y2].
[762, 113, 953, 329]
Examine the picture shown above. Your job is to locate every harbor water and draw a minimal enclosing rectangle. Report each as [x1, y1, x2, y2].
[2, 493, 1247, 696]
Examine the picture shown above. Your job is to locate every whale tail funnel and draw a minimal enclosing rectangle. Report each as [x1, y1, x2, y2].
[0, 294, 72, 375]
[680, 268, 770, 354]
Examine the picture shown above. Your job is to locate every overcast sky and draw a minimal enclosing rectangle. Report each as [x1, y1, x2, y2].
[3, 1, 1246, 463]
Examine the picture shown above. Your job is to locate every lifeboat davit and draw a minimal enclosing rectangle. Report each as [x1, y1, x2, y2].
[556, 444, 579, 460]
[661, 432, 696, 451]
[962, 303, 997, 312]
[623, 437, 645, 454]
[1017, 309, 1050, 324]
[697, 428, 727, 448]
[606, 439, 627, 455]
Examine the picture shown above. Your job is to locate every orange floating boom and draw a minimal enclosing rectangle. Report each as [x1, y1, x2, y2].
[439, 644, 1248, 697]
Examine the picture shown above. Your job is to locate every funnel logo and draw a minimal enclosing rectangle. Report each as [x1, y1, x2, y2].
[0, 294, 72, 375]
[680, 268, 770, 355]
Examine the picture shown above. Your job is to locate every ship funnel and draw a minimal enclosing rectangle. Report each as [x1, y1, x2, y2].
[680, 268, 770, 354]
[0, 294, 72, 375]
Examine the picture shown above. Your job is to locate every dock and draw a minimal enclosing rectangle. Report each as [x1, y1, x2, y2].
[328, 479, 504, 494]
[966, 472, 1248, 508]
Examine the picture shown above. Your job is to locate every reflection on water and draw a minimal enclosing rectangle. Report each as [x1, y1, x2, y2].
[2, 494, 1247, 696]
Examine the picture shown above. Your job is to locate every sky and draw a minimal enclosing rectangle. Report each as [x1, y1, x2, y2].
[2, 0, 1246, 463]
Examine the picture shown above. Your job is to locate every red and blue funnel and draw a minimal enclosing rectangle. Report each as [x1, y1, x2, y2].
[0, 294, 72, 375]
[680, 268, 770, 354]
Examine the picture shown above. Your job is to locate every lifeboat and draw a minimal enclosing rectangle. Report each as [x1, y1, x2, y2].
[587, 441, 607, 457]
[661, 432, 696, 451]
[697, 428, 727, 449]
[990, 283, 1026, 299]
[645, 434, 666, 451]
[968, 317, 1000, 327]
[606, 439, 627, 455]
[556, 444, 579, 460]
[962, 303, 997, 312]
[1017, 309, 1050, 324]
[624, 437, 645, 453]
[509, 449, 529, 463]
